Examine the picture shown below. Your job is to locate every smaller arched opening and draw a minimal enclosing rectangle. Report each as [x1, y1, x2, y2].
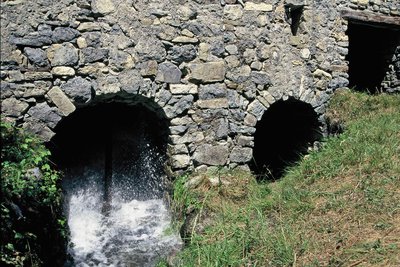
[250, 98, 322, 180]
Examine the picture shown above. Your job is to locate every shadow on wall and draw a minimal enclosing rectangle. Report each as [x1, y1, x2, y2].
[48, 99, 170, 200]
[250, 98, 322, 180]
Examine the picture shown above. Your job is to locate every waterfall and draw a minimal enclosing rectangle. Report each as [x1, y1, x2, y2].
[61, 118, 182, 267]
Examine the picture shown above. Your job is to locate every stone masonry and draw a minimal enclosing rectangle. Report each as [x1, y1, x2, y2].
[1, 0, 399, 173]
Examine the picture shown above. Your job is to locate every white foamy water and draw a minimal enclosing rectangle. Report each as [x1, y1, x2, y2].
[66, 187, 182, 267]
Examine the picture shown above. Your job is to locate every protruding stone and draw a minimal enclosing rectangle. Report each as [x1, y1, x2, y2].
[52, 66, 75, 76]
[187, 62, 226, 82]
[193, 144, 229, 166]
[47, 86, 76, 116]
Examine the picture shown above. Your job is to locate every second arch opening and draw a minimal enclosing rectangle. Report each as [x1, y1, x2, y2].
[250, 98, 322, 180]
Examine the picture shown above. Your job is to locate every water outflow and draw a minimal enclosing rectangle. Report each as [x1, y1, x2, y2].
[62, 124, 182, 267]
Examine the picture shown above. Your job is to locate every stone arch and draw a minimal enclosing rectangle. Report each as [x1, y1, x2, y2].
[249, 97, 322, 180]
[48, 94, 171, 200]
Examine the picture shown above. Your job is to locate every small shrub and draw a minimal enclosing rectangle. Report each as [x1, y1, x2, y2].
[0, 121, 67, 266]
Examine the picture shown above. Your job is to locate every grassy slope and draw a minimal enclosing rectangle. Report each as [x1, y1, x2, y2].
[172, 90, 400, 267]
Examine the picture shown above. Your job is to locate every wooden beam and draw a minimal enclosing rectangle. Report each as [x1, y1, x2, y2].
[341, 9, 400, 29]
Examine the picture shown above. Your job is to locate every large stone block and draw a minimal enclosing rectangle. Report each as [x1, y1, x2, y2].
[187, 62, 226, 82]
[193, 144, 229, 166]
[47, 86, 76, 116]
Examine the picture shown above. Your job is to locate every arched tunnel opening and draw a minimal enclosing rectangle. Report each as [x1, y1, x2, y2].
[50, 101, 169, 201]
[48, 100, 182, 266]
[250, 98, 322, 180]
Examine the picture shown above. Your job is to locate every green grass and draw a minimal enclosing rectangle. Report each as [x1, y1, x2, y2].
[171, 90, 400, 266]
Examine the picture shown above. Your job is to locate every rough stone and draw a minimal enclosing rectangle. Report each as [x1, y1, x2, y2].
[168, 45, 197, 63]
[199, 83, 227, 100]
[109, 50, 134, 71]
[27, 102, 62, 128]
[197, 98, 229, 109]
[22, 121, 55, 142]
[77, 22, 102, 32]
[244, 2, 273, 12]
[193, 144, 229, 166]
[24, 47, 49, 67]
[187, 62, 226, 82]
[47, 43, 79, 66]
[81, 47, 109, 64]
[156, 62, 182, 84]
[224, 5, 243, 21]
[51, 27, 80, 43]
[10, 34, 52, 47]
[172, 36, 199, 43]
[52, 66, 75, 76]
[139, 60, 158, 77]
[60, 77, 93, 104]
[24, 72, 53, 81]
[91, 0, 115, 15]
[171, 155, 191, 169]
[247, 100, 266, 120]
[1, 98, 29, 117]
[251, 71, 271, 85]
[170, 84, 198, 94]
[135, 37, 166, 63]
[229, 147, 253, 163]
[47, 86, 76, 116]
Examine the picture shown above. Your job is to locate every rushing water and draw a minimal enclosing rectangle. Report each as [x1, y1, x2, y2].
[62, 131, 182, 267]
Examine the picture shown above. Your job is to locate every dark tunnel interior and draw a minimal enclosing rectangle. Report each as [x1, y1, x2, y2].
[347, 21, 400, 93]
[250, 98, 322, 180]
[48, 101, 170, 201]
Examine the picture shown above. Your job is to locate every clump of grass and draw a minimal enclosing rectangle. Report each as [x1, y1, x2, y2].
[172, 90, 400, 266]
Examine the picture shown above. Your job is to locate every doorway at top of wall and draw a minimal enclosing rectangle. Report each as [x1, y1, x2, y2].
[347, 21, 400, 93]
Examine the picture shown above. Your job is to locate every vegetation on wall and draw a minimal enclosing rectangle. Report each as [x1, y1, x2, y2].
[171, 89, 400, 266]
[0, 121, 67, 266]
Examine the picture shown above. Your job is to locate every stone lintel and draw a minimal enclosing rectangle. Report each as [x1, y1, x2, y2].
[341, 9, 400, 29]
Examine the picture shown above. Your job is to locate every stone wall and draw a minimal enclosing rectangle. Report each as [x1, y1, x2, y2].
[1, 0, 399, 173]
